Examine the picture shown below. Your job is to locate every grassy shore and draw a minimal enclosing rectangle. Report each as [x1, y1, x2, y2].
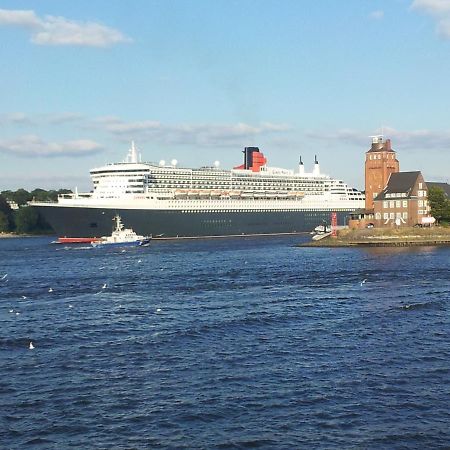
[299, 226, 450, 247]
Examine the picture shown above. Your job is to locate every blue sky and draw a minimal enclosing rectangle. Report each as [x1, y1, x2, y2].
[0, 0, 449, 190]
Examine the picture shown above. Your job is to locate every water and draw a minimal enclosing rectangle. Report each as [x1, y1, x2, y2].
[0, 235, 449, 449]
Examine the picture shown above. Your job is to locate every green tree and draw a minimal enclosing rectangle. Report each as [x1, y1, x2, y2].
[11, 188, 32, 206]
[0, 211, 9, 232]
[0, 194, 14, 231]
[428, 187, 450, 224]
[14, 206, 40, 233]
[30, 188, 49, 202]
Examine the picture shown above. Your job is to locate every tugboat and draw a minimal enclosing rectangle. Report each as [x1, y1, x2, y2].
[91, 215, 151, 248]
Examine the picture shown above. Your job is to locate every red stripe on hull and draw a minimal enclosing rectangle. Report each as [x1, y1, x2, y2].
[58, 237, 100, 244]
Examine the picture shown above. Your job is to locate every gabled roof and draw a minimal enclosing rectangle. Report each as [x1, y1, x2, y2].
[374, 171, 422, 201]
[427, 182, 450, 198]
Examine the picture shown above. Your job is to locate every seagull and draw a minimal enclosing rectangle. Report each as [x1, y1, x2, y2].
[29, 342, 35, 350]
[156, 308, 162, 312]
[48, 288, 53, 293]
[9, 309, 14, 313]
[1, 274, 7, 280]
[69, 304, 73, 308]
[102, 283, 107, 289]
[21, 295, 27, 300]
[15, 312, 20, 316]
[360, 279, 367, 286]
[138, 259, 142, 263]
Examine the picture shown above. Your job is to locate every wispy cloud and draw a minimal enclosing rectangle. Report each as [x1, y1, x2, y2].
[0, 135, 103, 157]
[369, 10, 384, 20]
[306, 126, 450, 151]
[411, 0, 450, 39]
[381, 126, 450, 150]
[45, 112, 84, 125]
[0, 112, 33, 125]
[94, 117, 291, 147]
[412, 0, 450, 14]
[0, 8, 131, 47]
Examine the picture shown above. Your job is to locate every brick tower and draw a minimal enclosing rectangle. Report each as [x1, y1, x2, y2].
[365, 136, 399, 210]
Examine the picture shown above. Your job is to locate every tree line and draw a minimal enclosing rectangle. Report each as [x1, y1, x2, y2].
[0, 188, 72, 234]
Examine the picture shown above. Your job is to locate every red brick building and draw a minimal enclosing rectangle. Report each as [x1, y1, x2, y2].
[373, 172, 430, 227]
[365, 136, 400, 210]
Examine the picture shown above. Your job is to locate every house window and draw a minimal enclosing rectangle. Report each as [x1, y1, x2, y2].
[418, 200, 423, 207]
[375, 212, 381, 220]
[396, 200, 401, 208]
[419, 182, 423, 189]
[418, 190, 423, 197]
[402, 200, 407, 208]
[396, 212, 401, 219]
[389, 201, 394, 208]
[383, 213, 389, 219]
[402, 212, 408, 219]
[383, 201, 388, 208]
[390, 213, 395, 219]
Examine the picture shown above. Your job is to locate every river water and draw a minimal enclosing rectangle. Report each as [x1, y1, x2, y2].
[0, 235, 449, 449]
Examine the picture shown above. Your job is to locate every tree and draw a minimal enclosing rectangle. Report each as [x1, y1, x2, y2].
[428, 187, 450, 224]
[0, 194, 13, 231]
[0, 211, 9, 232]
[11, 188, 32, 206]
[30, 188, 49, 202]
[14, 206, 40, 233]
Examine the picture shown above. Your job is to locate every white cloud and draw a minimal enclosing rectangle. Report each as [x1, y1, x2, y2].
[46, 112, 83, 125]
[0, 135, 103, 157]
[412, 0, 450, 14]
[305, 126, 450, 151]
[0, 112, 33, 125]
[0, 9, 40, 27]
[0, 8, 131, 47]
[411, 0, 450, 39]
[369, 10, 384, 20]
[95, 118, 291, 147]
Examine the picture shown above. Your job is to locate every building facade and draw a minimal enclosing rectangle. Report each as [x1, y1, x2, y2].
[373, 172, 429, 227]
[365, 136, 400, 210]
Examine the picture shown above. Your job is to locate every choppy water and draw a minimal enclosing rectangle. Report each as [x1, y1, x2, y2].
[0, 235, 449, 449]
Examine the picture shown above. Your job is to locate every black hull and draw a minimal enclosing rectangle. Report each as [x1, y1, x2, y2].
[33, 205, 354, 239]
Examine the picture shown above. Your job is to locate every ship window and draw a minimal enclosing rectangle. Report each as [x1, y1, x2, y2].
[90, 222, 98, 228]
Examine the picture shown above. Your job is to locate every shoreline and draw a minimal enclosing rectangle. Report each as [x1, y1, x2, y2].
[0, 233, 49, 239]
[298, 227, 450, 248]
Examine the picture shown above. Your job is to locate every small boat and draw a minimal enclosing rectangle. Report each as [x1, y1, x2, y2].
[92, 215, 151, 248]
[314, 224, 331, 233]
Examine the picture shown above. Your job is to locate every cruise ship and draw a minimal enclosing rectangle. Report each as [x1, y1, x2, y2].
[31, 143, 365, 240]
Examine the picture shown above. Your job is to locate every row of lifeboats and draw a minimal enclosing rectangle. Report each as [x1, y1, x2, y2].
[173, 189, 304, 199]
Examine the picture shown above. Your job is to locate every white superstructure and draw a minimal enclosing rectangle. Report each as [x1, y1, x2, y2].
[57, 143, 365, 212]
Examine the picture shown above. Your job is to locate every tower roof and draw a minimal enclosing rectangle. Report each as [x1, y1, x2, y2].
[367, 136, 395, 153]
